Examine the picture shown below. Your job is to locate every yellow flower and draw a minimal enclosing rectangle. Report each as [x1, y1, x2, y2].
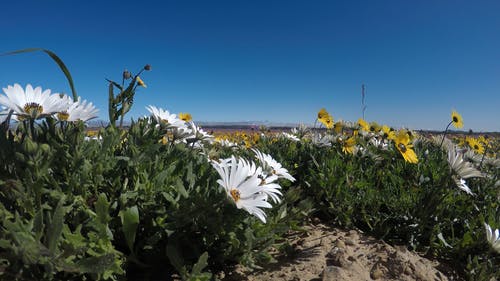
[466, 137, 485, 154]
[342, 136, 357, 155]
[451, 110, 463, 129]
[317, 108, 329, 120]
[369, 122, 381, 133]
[179, 112, 192, 122]
[136, 76, 147, 88]
[382, 125, 396, 140]
[357, 118, 370, 132]
[319, 114, 334, 129]
[394, 130, 418, 163]
[317, 108, 334, 129]
[334, 121, 343, 134]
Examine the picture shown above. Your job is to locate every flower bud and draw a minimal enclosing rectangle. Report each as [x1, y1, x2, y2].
[23, 138, 38, 153]
[144, 64, 152, 71]
[123, 70, 132, 80]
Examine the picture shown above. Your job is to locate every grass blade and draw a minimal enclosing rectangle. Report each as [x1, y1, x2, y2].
[1, 48, 78, 100]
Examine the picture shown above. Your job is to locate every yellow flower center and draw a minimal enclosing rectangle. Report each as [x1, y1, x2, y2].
[258, 175, 266, 185]
[230, 189, 240, 202]
[24, 102, 43, 116]
[398, 143, 407, 153]
[57, 111, 69, 121]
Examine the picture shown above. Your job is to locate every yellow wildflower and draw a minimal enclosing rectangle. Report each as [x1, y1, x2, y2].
[342, 136, 357, 155]
[317, 108, 329, 120]
[358, 118, 370, 132]
[179, 112, 192, 122]
[319, 115, 334, 129]
[394, 130, 418, 163]
[334, 121, 343, 134]
[369, 122, 381, 133]
[451, 110, 463, 129]
[466, 137, 485, 154]
[136, 76, 147, 88]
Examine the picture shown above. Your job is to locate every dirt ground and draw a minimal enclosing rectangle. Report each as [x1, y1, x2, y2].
[221, 223, 461, 281]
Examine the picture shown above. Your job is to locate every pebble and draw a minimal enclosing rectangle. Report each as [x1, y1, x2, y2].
[322, 266, 341, 281]
[370, 265, 384, 279]
[344, 238, 355, 246]
[335, 239, 346, 249]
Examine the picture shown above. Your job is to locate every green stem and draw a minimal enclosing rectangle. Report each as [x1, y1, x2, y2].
[479, 145, 488, 169]
[29, 118, 36, 140]
[438, 121, 453, 149]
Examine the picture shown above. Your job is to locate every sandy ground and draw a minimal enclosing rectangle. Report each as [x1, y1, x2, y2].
[221, 223, 459, 281]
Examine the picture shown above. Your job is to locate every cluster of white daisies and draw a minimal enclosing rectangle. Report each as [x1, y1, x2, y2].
[210, 149, 295, 223]
[145, 105, 295, 223]
[0, 84, 98, 123]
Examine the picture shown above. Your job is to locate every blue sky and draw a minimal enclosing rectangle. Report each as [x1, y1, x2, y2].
[1, 0, 499, 131]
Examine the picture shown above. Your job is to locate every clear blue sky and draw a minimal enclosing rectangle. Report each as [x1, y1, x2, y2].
[1, 0, 499, 131]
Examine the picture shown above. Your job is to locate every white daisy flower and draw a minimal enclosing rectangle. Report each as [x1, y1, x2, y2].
[447, 147, 483, 179]
[484, 223, 500, 253]
[252, 149, 295, 182]
[214, 156, 284, 204]
[186, 121, 214, 145]
[146, 105, 186, 129]
[281, 132, 300, 142]
[211, 156, 273, 223]
[0, 107, 9, 124]
[171, 126, 193, 143]
[57, 97, 99, 122]
[216, 138, 238, 147]
[311, 133, 333, 147]
[0, 84, 67, 119]
[369, 137, 389, 150]
[454, 178, 474, 196]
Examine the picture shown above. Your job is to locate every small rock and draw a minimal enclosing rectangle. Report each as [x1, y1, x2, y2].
[303, 240, 319, 248]
[322, 266, 341, 281]
[404, 264, 413, 275]
[344, 238, 355, 246]
[370, 265, 384, 280]
[326, 247, 351, 267]
[335, 239, 346, 249]
[347, 256, 356, 262]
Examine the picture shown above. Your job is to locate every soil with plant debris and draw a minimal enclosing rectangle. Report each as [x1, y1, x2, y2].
[220, 223, 462, 281]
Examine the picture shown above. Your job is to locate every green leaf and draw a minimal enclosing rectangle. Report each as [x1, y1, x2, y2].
[76, 253, 116, 274]
[1, 48, 77, 100]
[119, 206, 139, 253]
[33, 209, 44, 240]
[96, 193, 111, 225]
[166, 242, 185, 275]
[191, 252, 209, 276]
[106, 79, 123, 91]
[95, 193, 113, 240]
[47, 197, 65, 255]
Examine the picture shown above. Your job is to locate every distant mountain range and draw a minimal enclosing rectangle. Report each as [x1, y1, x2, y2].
[87, 119, 305, 128]
[85, 119, 499, 134]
